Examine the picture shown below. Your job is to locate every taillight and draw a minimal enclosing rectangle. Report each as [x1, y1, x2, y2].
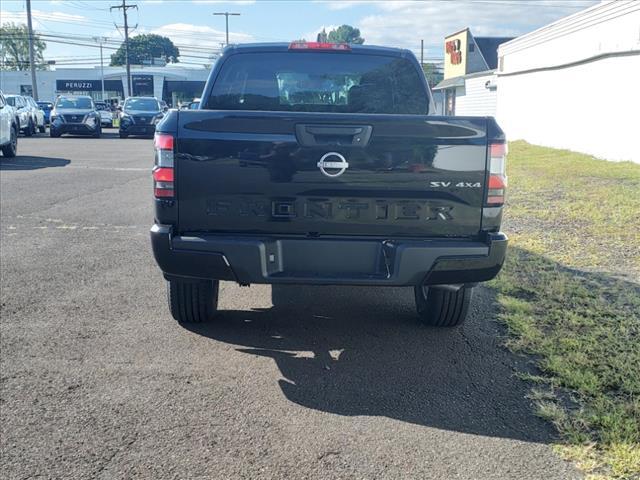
[288, 41, 351, 51]
[153, 133, 174, 199]
[486, 142, 507, 206]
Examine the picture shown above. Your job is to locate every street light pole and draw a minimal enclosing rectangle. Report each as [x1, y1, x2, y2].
[26, 0, 39, 100]
[93, 37, 108, 101]
[213, 12, 240, 46]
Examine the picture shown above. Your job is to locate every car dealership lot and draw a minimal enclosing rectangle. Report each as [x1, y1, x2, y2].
[0, 135, 579, 479]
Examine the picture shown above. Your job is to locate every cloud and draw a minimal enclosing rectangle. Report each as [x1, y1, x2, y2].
[148, 22, 253, 51]
[191, 0, 256, 4]
[354, 0, 598, 57]
[317, 1, 374, 10]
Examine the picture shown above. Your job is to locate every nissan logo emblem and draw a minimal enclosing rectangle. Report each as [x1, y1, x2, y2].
[317, 152, 349, 178]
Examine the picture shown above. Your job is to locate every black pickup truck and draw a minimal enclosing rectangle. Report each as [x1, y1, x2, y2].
[151, 42, 508, 327]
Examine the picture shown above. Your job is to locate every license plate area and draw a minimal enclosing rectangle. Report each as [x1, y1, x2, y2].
[269, 239, 388, 279]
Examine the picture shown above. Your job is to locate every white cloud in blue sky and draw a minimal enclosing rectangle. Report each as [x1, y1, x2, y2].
[1, 0, 598, 66]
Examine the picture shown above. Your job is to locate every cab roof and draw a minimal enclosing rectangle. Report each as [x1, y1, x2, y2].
[222, 42, 414, 59]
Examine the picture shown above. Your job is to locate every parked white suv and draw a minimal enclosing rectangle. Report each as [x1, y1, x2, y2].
[24, 96, 46, 133]
[5, 95, 36, 136]
[0, 91, 19, 157]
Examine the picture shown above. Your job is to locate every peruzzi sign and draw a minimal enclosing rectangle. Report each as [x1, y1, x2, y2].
[57, 80, 99, 91]
[445, 39, 462, 65]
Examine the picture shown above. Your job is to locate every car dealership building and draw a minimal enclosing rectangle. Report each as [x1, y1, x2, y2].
[0, 65, 209, 107]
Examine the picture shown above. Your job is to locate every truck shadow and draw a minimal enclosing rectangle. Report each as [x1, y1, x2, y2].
[0, 156, 70, 170]
[184, 275, 562, 443]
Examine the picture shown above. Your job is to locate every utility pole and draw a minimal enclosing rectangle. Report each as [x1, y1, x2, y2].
[26, 0, 38, 100]
[420, 39, 424, 68]
[213, 12, 240, 46]
[93, 37, 108, 101]
[111, 0, 137, 97]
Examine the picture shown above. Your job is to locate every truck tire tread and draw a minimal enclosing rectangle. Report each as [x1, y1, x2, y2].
[414, 285, 472, 327]
[168, 279, 218, 323]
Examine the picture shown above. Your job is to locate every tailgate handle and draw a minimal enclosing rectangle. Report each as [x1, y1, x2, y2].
[295, 124, 373, 147]
[305, 126, 362, 135]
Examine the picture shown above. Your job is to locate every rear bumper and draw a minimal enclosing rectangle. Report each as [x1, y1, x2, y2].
[150, 224, 508, 286]
[119, 124, 155, 136]
[52, 123, 98, 135]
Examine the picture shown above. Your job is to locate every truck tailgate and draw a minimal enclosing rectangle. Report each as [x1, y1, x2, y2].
[175, 111, 488, 238]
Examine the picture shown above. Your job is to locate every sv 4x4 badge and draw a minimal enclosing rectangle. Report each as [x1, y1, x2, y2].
[430, 181, 482, 188]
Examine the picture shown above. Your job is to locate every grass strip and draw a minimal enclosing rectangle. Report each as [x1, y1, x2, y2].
[490, 141, 640, 479]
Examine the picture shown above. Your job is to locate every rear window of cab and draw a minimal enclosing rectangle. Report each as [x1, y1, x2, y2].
[206, 52, 429, 115]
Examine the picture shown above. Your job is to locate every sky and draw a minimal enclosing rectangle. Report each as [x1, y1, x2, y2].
[1, 0, 599, 68]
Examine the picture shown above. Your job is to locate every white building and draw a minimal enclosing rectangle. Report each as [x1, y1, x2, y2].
[496, 0, 640, 163]
[0, 65, 209, 107]
[433, 29, 513, 117]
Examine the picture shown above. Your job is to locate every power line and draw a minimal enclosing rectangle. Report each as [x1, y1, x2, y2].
[36, 32, 223, 58]
[5, 10, 267, 45]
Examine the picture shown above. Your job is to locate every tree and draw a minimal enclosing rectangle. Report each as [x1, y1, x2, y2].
[327, 25, 364, 44]
[110, 34, 179, 66]
[0, 23, 47, 71]
[422, 63, 443, 88]
[316, 28, 328, 43]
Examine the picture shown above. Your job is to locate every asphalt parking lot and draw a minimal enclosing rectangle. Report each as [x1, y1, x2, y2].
[0, 132, 580, 479]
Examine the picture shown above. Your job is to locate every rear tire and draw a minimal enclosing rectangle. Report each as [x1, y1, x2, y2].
[119, 132, 128, 139]
[50, 128, 60, 138]
[167, 279, 219, 323]
[414, 285, 473, 327]
[1, 126, 18, 158]
[24, 120, 34, 137]
[38, 124, 46, 133]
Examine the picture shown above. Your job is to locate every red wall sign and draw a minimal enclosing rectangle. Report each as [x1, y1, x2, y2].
[446, 39, 462, 65]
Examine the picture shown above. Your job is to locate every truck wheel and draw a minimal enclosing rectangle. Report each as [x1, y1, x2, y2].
[24, 120, 34, 137]
[1, 126, 18, 158]
[414, 285, 473, 327]
[167, 279, 219, 323]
